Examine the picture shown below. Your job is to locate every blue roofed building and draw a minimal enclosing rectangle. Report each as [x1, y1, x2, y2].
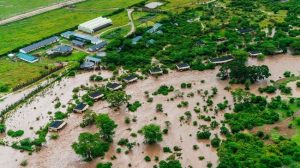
[88, 41, 107, 52]
[16, 53, 39, 63]
[147, 23, 162, 34]
[20, 36, 59, 53]
[132, 36, 142, 45]
[61, 31, 101, 44]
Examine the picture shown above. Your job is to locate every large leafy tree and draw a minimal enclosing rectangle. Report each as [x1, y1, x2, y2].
[72, 133, 109, 161]
[159, 159, 182, 168]
[106, 91, 130, 107]
[142, 124, 163, 144]
[96, 114, 117, 142]
[217, 61, 271, 84]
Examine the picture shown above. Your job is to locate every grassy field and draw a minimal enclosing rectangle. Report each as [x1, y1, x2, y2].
[0, 57, 56, 88]
[0, 0, 143, 55]
[0, 0, 68, 19]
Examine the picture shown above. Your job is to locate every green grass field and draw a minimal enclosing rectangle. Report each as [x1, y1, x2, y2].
[0, 0, 143, 55]
[0, 0, 67, 19]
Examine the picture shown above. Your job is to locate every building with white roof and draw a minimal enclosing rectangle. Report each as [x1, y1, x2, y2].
[78, 17, 112, 34]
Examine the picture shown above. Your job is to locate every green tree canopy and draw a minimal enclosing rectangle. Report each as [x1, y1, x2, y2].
[96, 114, 118, 142]
[106, 91, 130, 107]
[142, 124, 163, 144]
[72, 132, 109, 161]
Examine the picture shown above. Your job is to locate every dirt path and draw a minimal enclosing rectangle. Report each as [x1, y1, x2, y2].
[126, 9, 136, 37]
[0, 0, 86, 26]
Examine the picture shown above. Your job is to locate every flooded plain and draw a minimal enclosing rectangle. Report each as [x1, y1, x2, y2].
[0, 54, 300, 168]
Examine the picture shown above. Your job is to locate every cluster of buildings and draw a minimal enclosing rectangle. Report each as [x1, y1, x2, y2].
[9, 16, 111, 64]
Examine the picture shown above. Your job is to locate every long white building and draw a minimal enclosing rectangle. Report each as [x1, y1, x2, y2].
[78, 17, 112, 34]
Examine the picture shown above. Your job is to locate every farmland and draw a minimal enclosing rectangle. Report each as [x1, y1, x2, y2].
[0, 0, 143, 55]
[0, 0, 68, 19]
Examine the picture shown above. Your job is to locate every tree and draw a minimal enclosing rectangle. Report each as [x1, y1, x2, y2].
[72, 133, 109, 161]
[106, 91, 130, 107]
[0, 124, 6, 133]
[142, 124, 163, 144]
[97, 162, 112, 168]
[159, 159, 182, 168]
[96, 114, 117, 142]
[291, 40, 300, 55]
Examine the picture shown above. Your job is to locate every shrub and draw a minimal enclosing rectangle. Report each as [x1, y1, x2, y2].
[97, 162, 112, 168]
[7, 130, 24, 137]
[127, 101, 142, 112]
[211, 136, 221, 148]
[156, 104, 163, 112]
[197, 130, 211, 139]
[144, 156, 151, 162]
[163, 147, 172, 153]
[54, 111, 67, 120]
[0, 124, 6, 133]
[296, 81, 300, 88]
[155, 85, 174, 95]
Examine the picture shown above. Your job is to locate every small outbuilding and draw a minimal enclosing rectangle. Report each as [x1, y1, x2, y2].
[209, 56, 234, 64]
[123, 75, 138, 83]
[176, 63, 190, 71]
[248, 51, 262, 57]
[149, 67, 163, 75]
[49, 120, 67, 132]
[237, 28, 252, 34]
[74, 103, 89, 113]
[72, 40, 85, 48]
[80, 62, 95, 70]
[89, 91, 104, 100]
[46, 45, 73, 56]
[16, 53, 39, 63]
[107, 82, 122, 91]
[88, 41, 107, 52]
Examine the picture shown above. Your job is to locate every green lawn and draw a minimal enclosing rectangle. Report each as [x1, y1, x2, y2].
[0, 57, 56, 88]
[0, 0, 67, 19]
[0, 0, 143, 55]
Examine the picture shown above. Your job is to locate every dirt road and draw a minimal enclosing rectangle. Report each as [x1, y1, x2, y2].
[0, 0, 86, 26]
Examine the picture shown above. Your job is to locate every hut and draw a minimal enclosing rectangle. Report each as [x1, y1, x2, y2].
[74, 103, 89, 113]
[176, 63, 190, 71]
[49, 120, 67, 132]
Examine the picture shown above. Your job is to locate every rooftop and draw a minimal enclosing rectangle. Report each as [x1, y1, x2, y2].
[89, 91, 103, 98]
[132, 36, 143, 45]
[209, 56, 234, 63]
[75, 103, 87, 110]
[107, 83, 121, 89]
[145, 2, 164, 9]
[16, 53, 39, 63]
[176, 63, 190, 68]
[20, 36, 59, 53]
[124, 75, 137, 81]
[150, 67, 162, 73]
[50, 120, 65, 129]
[79, 17, 112, 30]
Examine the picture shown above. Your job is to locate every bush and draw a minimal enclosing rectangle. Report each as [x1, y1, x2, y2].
[155, 85, 174, 95]
[54, 111, 67, 120]
[127, 101, 142, 112]
[7, 130, 24, 137]
[144, 156, 151, 162]
[296, 81, 300, 88]
[211, 136, 221, 148]
[0, 124, 6, 133]
[197, 130, 211, 139]
[258, 85, 277, 94]
[97, 162, 112, 168]
[0, 84, 9, 92]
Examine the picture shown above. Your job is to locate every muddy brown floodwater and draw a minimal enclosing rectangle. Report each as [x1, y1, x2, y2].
[0, 54, 300, 168]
